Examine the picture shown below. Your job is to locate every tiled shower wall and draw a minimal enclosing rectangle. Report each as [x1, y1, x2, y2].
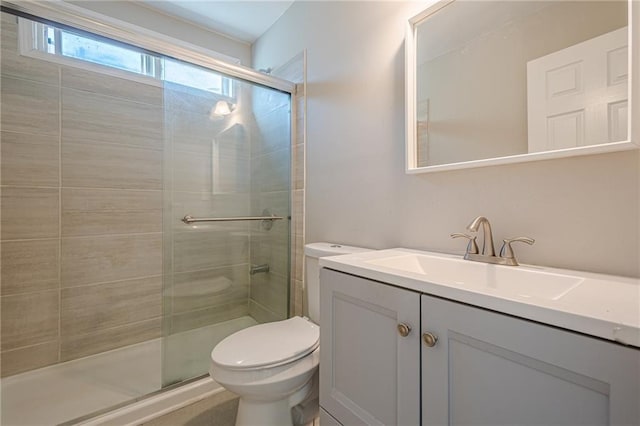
[0, 12, 164, 376]
[248, 85, 293, 322]
[0, 12, 289, 377]
[163, 84, 251, 335]
[272, 53, 306, 317]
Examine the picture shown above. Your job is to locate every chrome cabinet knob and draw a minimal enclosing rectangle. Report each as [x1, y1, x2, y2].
[397, 323, 412, 337]
[422, 332, 438, 347]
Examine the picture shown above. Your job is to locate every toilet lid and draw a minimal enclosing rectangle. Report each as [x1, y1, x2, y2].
[211, 316, 319, 370]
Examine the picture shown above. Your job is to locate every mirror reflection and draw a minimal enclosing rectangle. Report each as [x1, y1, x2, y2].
[414, 0, 628, 168]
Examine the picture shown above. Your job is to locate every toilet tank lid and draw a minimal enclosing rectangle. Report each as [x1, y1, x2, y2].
[304, 242, 372, 258]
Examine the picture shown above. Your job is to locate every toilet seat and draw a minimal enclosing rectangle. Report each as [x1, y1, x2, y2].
[211, 316, 319, 371]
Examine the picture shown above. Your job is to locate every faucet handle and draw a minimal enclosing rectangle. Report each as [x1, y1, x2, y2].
[451, 233, 479, 255]
[499, 236, 535, 265]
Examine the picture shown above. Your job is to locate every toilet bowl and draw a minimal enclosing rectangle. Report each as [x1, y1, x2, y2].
[210, 243, 371, 426]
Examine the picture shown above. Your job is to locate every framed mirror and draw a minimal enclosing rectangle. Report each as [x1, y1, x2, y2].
[406, 0, 639, 173]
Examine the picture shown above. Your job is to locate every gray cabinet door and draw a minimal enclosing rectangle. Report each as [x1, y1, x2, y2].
[320, 269, 420, 426]
[421, 294, 640, 426]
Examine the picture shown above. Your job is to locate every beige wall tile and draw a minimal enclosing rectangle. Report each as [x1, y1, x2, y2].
[1, 13, 60, 85]
[1, 76, 59, 136]
[251, 148, 290, 193]
[293, 189, 304, 244]
[168, 107, 227, 144]
[293, 279, 304, 317]
[252, 190, 289, 220]
[171, 303, 248, 334]
[172, 265, 249, 314]
[62, 88, 163, 149]
[60, 318, 161, 361]
[1, 187, 59, 240]
[62, 188, 162, 236]
[250, 229, 289, 277]
[1, 290, 59, 350]
[249, 272, 288, 320]
[62, 142, 162, 189]
[1, 239, 59, 296]
[294, 234, 304, 282]
[168, 134, 211, 156]
[61, 276, 162, 336]
[293, 142, 304, 190]
[172, 192, 250, 224]
[251, 106, 291, 156]
[1, 131, 60, 187]
[164, 82, 221, 113]
[61, 233, 162, 287]
[61, 67, 162, 105]
[1, 341, 59, 377]
[173, 229, 248, 273]
[173, 149, 212, 193]
[252, 85, 290, 115]
[248, 299, 284, 324]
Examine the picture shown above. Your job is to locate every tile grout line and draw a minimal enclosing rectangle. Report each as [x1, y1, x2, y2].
[58, 64, 63, 363]
[0, 184, 164, 192]
[1, 232, 163, 243]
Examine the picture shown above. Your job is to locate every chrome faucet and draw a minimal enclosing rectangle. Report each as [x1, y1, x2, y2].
[466, 216, 495, 257]
[451, 216, 534, 266]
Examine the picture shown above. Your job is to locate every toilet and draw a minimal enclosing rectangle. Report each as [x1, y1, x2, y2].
[209, 242, 370, 426]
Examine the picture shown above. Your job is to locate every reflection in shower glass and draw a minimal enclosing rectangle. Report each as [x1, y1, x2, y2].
[162, 60, 291, 385]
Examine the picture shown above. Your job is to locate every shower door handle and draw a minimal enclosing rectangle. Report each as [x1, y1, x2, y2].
[182, 209, 285, 231]
[181, 214, 284, 224]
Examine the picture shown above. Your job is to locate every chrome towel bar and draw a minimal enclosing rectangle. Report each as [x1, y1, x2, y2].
[181, 209, 285, 231]
[181, 214, 284, 224]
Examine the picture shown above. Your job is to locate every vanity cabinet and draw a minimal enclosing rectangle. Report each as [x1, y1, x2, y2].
[320, 268, 640, 426]
[319, 268, 420, 426]
[421, 294, 640, 425]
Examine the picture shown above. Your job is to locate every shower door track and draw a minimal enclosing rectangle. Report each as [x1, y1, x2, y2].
[2, 0, 296, 94]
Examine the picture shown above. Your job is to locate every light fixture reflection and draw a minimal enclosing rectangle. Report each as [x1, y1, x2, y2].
[210, 100, 234, 119]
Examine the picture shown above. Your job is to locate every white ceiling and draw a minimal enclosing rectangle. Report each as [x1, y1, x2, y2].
[141, 1, 294, 43]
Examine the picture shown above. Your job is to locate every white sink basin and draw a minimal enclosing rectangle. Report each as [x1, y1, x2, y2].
[365, 252, 584, 301]
[319, 248, 640, 347]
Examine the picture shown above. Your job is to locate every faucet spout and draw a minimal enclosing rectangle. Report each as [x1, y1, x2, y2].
[466, 216, 495, 257]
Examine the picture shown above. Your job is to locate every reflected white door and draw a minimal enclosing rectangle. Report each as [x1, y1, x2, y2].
[527, 27, 628, 152]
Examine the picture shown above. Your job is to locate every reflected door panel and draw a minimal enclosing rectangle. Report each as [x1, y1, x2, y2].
[527, 27, 628, 152]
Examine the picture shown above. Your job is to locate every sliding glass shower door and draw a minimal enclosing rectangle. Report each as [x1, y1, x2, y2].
[161, 60, 292, 386]
[1, 6, 293, 423]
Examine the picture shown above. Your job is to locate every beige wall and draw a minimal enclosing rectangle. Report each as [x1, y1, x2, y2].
[252, 1, 639, 278]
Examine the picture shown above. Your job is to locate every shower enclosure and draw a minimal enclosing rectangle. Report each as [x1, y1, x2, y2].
[0, 6, 293, 424]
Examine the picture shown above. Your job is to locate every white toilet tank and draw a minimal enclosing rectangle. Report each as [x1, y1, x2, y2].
[304, 243, 371, 324]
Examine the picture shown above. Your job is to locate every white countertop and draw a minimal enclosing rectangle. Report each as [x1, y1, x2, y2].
[319, 248, 640, 348]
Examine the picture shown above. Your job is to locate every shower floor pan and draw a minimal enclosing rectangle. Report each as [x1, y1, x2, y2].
[1, 316, 256, 426]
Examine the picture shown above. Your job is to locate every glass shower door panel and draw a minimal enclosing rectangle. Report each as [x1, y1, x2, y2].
[162, 62, 291, 386]
[248, 85, 292, 324]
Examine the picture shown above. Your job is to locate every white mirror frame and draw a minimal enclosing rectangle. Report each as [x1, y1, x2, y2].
[406, 0, 639, 174]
